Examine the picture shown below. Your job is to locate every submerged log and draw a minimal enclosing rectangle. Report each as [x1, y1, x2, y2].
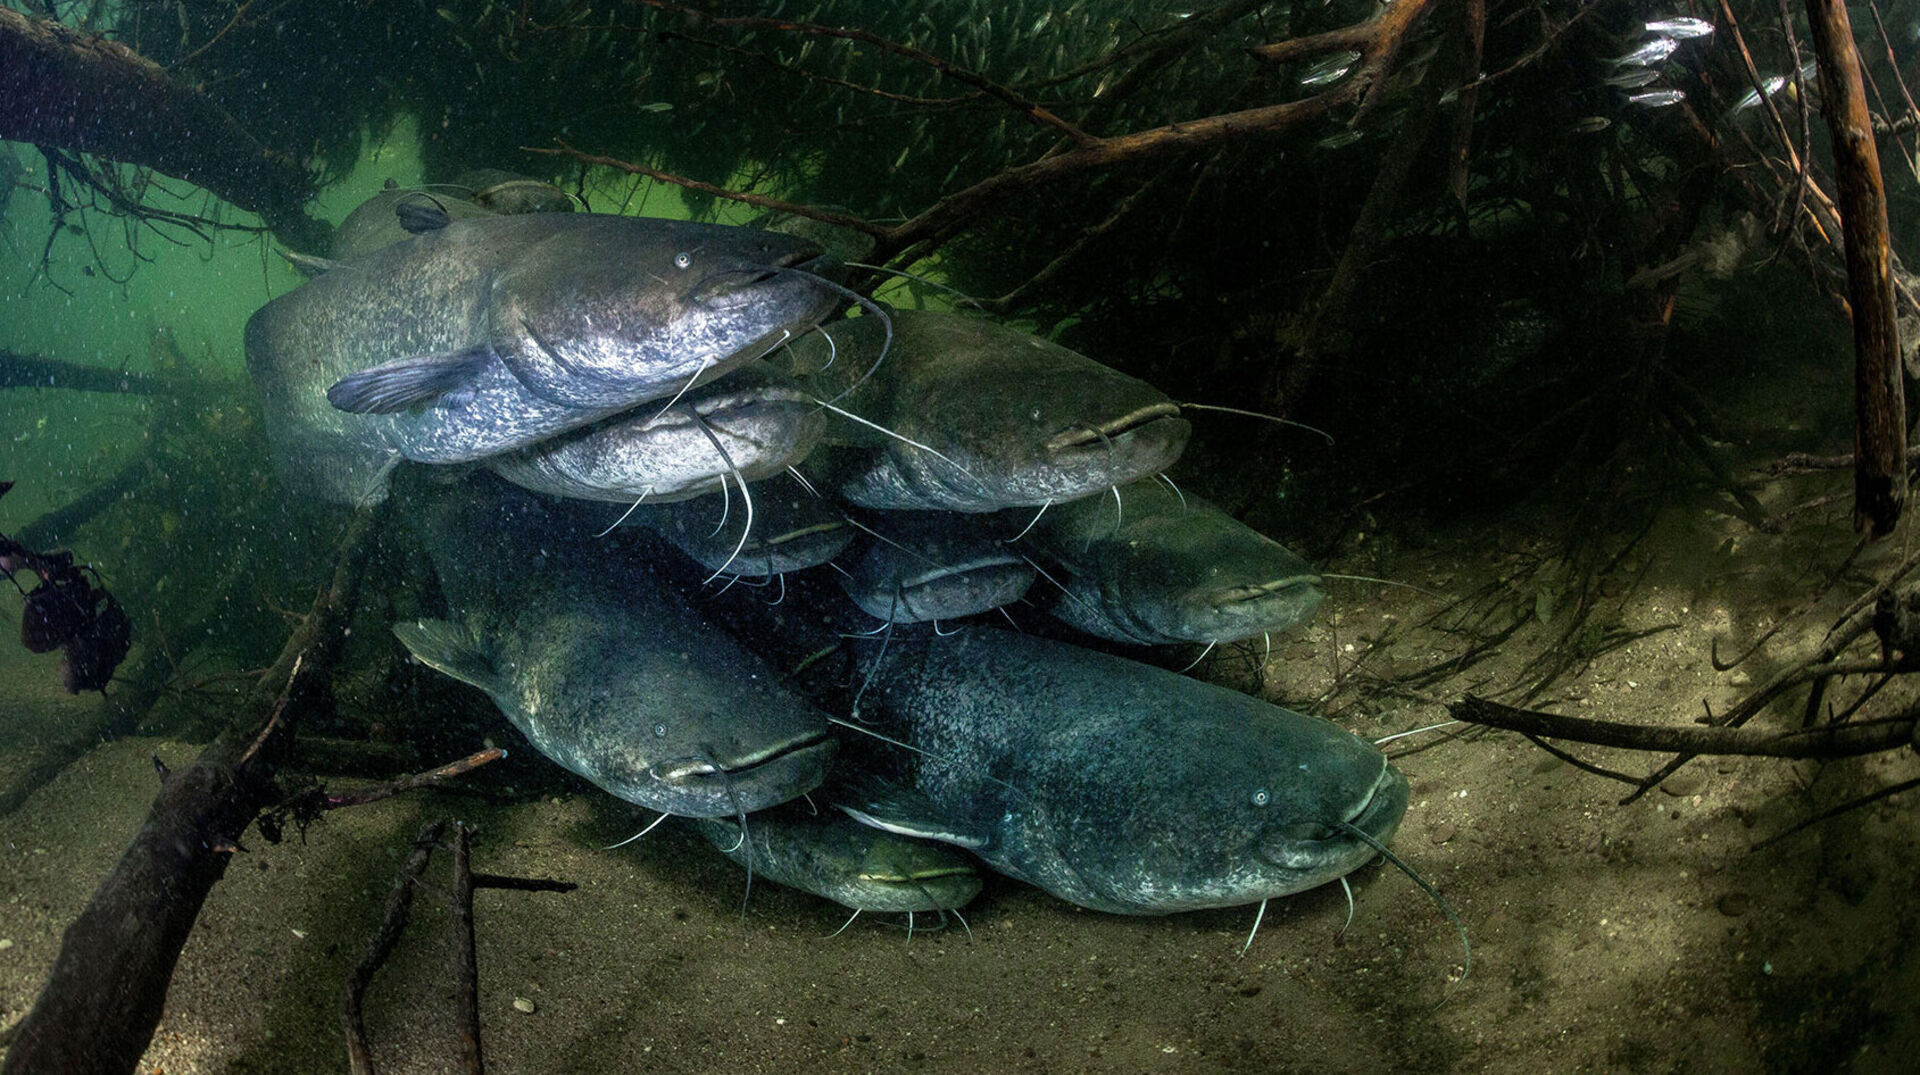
[0, 503, 384, 1075]
[0, 7, 328, 254]
[0, 350, 162, 395]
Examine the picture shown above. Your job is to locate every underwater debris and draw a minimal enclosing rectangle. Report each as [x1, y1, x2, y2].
[1, 480, 132, 693]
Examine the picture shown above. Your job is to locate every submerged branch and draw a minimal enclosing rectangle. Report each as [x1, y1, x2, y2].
[1452, 695, 1917, 758]
[0, 7, 326, 253]
[0, 350, 162, 394]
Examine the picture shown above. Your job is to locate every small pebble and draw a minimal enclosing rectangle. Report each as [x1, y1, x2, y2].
[1718, 893, 1751, 917]
[0, 938, 13, 950]
[1660, 770, 1705, 797]
[1429, 822, 1457, 845]
[513, 997, 536, 1014]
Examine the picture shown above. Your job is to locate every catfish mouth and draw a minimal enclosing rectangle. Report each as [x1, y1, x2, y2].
[1343, 761, 1409, 842]
[1044, 402, 1185, 454]
[1205, 574, 1324, 610]
[650, 730, 835, 786]
[693, 382, 817, 424]
[698, 247, 836, 302]
[898, 556, 1025, 591]
[858, 865, 978, 886]
[741, 519, 847, 554]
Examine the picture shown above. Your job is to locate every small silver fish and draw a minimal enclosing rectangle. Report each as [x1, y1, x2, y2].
[1605, 67, 1663, 89]
[1644, 17, 1714, 39]
[1299, 50, 1360, 87]
[1731, 76, 1788, 113]
[1612, 37, 1680, 67]
[1628, 89, 1688, 108]
[1572, 116, 1614, 133]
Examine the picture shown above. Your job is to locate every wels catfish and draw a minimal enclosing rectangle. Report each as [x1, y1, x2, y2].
[395, 477, 836, 817]
[1026, 477, 1323, 646]
[487, 362, 825, 505]
[839, 511, 1035, 624]
[641, 485, 853, 579]
[782, 309, 1191, 512]
[247, 213, 840, 503]
[687, 803, 982, 915]
[838, 627, 1406, 916]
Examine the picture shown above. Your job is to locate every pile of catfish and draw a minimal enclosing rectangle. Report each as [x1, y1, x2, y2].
[244, 171, 1409, 930]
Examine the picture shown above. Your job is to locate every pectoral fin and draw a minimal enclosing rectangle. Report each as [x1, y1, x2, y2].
[278, 249, 340, 277]
[835, 776, 986, 850]
[394, 199, 454, 234]
[392, 618, 505, 697]
[327, 347, 494, 414]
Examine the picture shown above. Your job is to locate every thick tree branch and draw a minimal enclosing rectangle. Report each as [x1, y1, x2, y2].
[1, 349, 162, 395]
[0, 7, 327, 253]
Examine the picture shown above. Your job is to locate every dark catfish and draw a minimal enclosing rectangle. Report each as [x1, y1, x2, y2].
[838, 511, 1034, 624]
[839, 627, 1406, 915]
[395, 478, 836, 817]
[783, 309, 1190, 512]
[687, 804, 982, 914]
[1026, 477, 1323, 646]
[641, 485, 853, 579]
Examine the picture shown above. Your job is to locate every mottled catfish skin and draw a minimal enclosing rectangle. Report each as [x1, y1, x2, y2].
[841, 628, 1406, 915]
[687, 804, 982, 914]
[394, 479, 836, 817]
[487, 362, 825, 504]
[246, 213, 840, 503]
[838, 510, 1035, 624]
[1027, 477, 1323, 646]
[783, 309, 1191, 512]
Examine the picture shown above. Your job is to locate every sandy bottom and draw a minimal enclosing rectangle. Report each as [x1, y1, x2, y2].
[3, 491, 1919, 1074]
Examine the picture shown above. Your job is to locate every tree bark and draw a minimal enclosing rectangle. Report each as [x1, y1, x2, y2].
[1802, 0, 1906, 538]
[0, 7, 328, 254]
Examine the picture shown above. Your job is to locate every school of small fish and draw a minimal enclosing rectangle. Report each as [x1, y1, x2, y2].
[242, 174, 1416, 944]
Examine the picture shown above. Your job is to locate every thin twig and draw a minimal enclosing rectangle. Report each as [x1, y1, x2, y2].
[450, 821, 483, 1075]
[1750, 774, 1920, 851]
[342, 821, 445, 1075]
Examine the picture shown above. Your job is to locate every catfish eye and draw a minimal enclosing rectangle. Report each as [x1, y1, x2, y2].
[1251, 788, 1271, 807]
[673, 252, 693, 270]
[653, 723, 668, 738]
